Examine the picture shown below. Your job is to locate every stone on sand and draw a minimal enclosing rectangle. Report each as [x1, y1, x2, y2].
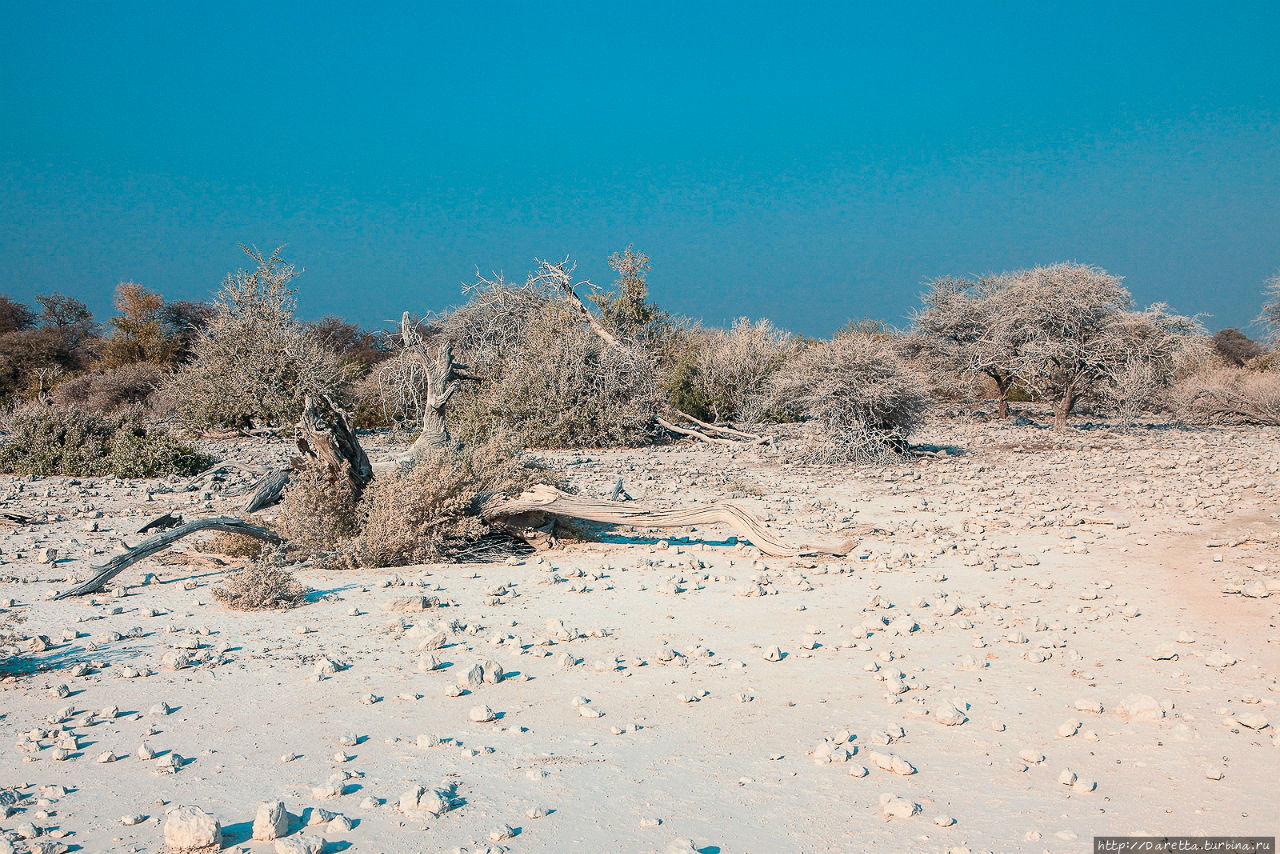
[163, 805, 220, 853]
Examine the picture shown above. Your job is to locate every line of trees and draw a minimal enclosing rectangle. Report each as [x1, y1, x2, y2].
[1, 248, 1277, 473]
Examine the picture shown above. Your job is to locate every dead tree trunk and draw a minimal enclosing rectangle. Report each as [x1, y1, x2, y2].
[411, 341, 468, 456]
[241, 395, 372, 512]
[243, 468, 292, 513]
[52, 516, 282, 599]
[295, 394, 373, 494]
[1052, 390, 1077, 430]
[481, 484, 851, 557]
[388, 312, 477, 460]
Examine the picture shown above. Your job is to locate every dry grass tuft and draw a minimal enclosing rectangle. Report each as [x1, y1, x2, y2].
[200, 530, 269, 560]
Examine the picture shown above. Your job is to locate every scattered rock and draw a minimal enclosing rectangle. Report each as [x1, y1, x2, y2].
[163, 805, 220, 853]
[252, 800, 288, 841]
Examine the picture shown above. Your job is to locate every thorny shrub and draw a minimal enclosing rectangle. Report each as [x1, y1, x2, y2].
[353, 438, 563, 566]
[275, 462, 362, 556]
[1172, 365, 1280, 426]
[50, 363, 166, 415]
[162, 246, 345, 431]
[664, 319, 799, 423]
[0, 403, 213, 478]
[767, 332, 929, 463]
[442, 282, 661, 448]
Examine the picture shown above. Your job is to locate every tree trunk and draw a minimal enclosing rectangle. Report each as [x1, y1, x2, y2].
[481, 484, 851, 557]
[295, 395, 373, 495]
[53, 516, 282, 599]
[986, 372, 1012, 419]
[410, 342, 461, 456]
[1053, 392, 1076, 430]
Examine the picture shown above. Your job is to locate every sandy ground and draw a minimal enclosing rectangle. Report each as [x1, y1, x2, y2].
[1, 417, 1277, 854]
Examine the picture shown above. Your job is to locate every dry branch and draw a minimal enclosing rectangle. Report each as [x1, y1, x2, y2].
[53, 516, 282, 599]
[481, 484, 850, 557]
[662, 407, 769, 443]
[243, 468, 291, 513]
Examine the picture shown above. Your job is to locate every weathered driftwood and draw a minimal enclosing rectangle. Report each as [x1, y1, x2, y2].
[52, 516, 282, 599]
[481, 484, 850, 557]
[243, 468, 291, 513]
[662, 407, 769, 444]
[655, 416, 740, 446]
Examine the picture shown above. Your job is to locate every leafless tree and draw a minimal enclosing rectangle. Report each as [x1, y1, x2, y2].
[1261, 270, 1280, 343]
[999, 264, 1198, 428]
[914, 274, 1025, 417]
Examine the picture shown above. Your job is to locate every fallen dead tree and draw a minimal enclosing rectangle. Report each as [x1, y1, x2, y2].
[481, 483, 850, 557]
[53, 516, 281, 599]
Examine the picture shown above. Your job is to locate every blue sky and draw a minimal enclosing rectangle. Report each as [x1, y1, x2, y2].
[2, 1, 1278, 336]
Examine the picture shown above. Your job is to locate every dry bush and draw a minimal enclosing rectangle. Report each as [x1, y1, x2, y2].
[1211, 329, 1268, 367]
[665, 319, 799, 423]
[354, 438, 561, 566]
[0, 402, 213, 478]
[162, 246, 345, 431]
[200, 530, 268, 560]
[348, 370, 396, 430]
[1172, 366, 1280, 425]
[766, 333, 929, 463]
[102, 282, 181, 367]
[212, 555, 307, 611]
[275, 462, 362, 556]
[443, 278, 660, 448]
[50, 363, 165, 415]
[590, 245, 675, 354]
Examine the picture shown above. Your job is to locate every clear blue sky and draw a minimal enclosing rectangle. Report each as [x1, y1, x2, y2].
[2, 1, 1278, 336]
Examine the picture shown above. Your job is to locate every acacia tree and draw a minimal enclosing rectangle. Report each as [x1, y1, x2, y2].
[1002, 263, 1197, 428]
[914, 274, 1020, 418]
